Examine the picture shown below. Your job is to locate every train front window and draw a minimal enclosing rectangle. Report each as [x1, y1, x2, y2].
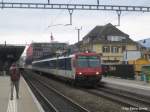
[89, 58, 100, 67]
[77, 56, 100, 68]
[77, 58, 88, 67]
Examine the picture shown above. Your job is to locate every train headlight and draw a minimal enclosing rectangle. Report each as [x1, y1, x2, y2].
[78, 72, 82, 75]
[96, 72, 99, 75]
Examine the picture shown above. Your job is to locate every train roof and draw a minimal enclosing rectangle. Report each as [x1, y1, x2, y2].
[75, 52, 100, 56]
[32, 54, 75, 63]
[32, 57, 58, 63]
[32, 52, 100, 64]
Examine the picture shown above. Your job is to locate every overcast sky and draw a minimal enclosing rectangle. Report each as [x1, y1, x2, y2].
[0, 0, 150, 45]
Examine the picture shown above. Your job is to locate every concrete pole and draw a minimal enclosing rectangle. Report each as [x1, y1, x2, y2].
[97, 0, 99, 5]
[68, 9, 73, 25]
[75, 27, 82, 43]
[48, 0, 50, 4]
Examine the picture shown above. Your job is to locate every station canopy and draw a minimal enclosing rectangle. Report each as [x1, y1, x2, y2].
[0, 44, 25, 71]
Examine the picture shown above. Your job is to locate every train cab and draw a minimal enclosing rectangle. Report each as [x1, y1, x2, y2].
[74, 52, 102, 84]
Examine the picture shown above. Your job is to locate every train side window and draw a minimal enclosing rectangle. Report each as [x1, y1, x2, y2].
[45, 61, 49, 68]
[39, 62, 43, 68]
[49, 60, 56, 69]
[49, 60, 52, 68]
[53, 60, 57, 69]
[58, 59, 65, 70]
[66, 58, 71, 70]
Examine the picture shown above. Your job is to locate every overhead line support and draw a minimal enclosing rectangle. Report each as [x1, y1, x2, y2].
[97, 0, 99, 5]
[116, 10, 121, 26]
[48, 0, 50, 4]
[0, 2, 150, 12]
[75, 27, 82, 43]
[1, 0, 3, 9]
[68, 9, 73, 25]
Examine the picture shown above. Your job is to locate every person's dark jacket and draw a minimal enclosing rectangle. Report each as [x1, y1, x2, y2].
[10, 64, 20, 81]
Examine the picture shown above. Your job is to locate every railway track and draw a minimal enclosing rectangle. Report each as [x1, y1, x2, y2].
[23, 70, 150, 112]
[23, 74, 58, 112]
[23, 72, 90, 112]
[85, 85, 150, 112]
[98, 84, 150, 105]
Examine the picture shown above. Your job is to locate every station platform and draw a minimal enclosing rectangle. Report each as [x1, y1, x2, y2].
[102, 77, 150, 96]
[0, 76, 44, 112]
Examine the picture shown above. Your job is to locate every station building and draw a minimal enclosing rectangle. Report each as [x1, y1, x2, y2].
[25, 42, 68, 65]
[0, 44, 25, 75]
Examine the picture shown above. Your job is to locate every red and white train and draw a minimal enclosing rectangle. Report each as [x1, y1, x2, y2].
[32, 52, 102, 85]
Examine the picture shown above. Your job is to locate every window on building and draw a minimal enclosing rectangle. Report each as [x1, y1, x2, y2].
[148, 55, 150, 60]
[122, 46, 126, 52]
[103, 46, 110, 53]
[83, 37, 90, 44]
[111, 46, 119, 53]
[107, 36, 125, 41]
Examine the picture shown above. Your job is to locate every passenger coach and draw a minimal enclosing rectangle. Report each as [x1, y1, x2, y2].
[32, 52, 102, 85]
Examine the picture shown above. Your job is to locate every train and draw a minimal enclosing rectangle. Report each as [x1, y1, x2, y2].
[32, 52, 102, 85]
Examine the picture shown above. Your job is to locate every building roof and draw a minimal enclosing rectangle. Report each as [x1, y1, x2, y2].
[83, 23, 136, 44]
[138, 38, 150, 48]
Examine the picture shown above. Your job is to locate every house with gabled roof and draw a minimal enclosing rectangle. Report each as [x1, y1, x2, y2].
[80, 23, 138, 64]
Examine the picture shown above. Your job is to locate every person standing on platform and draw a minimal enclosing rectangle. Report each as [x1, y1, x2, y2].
[9, 63, 21, 100]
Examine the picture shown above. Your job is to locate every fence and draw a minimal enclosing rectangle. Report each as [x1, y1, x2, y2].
[102, 64, 135, 79]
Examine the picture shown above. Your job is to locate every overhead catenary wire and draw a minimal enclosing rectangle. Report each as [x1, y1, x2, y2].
[1, 0, 150, 44]
[49, 0, 73, 27]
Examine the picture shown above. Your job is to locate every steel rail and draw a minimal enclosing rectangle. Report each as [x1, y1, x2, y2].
[86, 89, 138, 106]
[84, 86, 150, 111]
[24, 70, 150, 111]
[32, 75, 90, 112]
[23, 75, 59, 112]
[0, 2, 150, 12]
[97, 85, 150, 106]
[97, 87, 150, 107]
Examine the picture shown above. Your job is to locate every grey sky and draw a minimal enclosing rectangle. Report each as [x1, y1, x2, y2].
[0, 0, 150, 45]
